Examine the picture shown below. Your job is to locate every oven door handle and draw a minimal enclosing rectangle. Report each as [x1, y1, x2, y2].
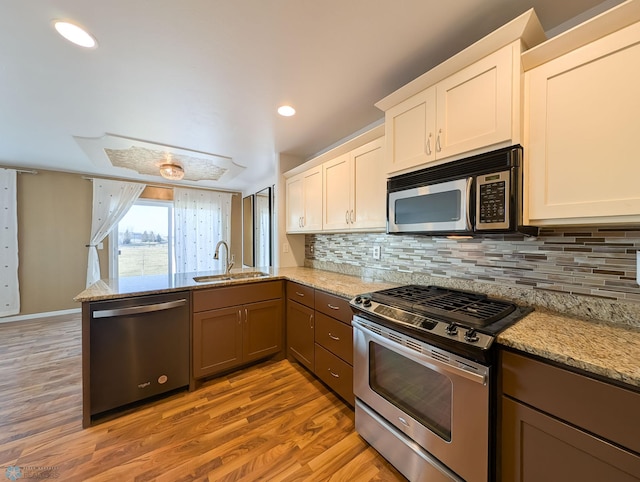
[353, 319, 487, 386]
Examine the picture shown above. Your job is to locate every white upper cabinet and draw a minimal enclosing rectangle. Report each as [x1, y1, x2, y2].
[384, 87, 436, 173]
[322, 137, 386, 231]
[383, 43, 516, 176]
[435, 46, 513, 160]
[377, 9, 545, 177]
[285, 165, 322, 233]
[524, 3, 640, 225]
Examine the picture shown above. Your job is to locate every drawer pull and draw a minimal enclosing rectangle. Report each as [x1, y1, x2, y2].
[327, 304, 340, 310]
[328, 369, 340, 378]
[295, 291, 305, 297]
[328, 332, 340, 341]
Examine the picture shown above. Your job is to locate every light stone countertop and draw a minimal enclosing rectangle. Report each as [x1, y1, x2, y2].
[75, 266, 640, 390]
[497, 310, 640, 389]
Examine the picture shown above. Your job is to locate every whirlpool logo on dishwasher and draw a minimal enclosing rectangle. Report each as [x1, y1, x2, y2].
[138, 381, 151, 389]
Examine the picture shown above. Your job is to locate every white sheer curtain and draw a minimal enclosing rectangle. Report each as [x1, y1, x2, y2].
[86, 179, 145, 287]
[174, 188, 232, 273]
[0, 169, 19, 317]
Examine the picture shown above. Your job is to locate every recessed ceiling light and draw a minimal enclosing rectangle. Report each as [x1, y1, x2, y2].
[53, 20, 97, 49]
[277, 105, 296, 117]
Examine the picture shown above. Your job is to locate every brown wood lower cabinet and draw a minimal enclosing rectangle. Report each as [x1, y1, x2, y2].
[193, 281, 283, 380]
[286, 281, 355, 406]
[286, 299, 315, 371]
[500, 350, 640, 481]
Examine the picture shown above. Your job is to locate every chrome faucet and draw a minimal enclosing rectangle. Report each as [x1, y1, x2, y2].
[214, 240, 234, 274]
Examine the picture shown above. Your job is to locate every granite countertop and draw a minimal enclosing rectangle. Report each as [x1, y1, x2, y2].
[74, 266, 399, 303]
[498, 310, 640, 389]
[75, 266, 640, 389]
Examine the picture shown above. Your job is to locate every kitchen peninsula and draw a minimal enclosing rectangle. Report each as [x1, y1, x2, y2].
[76, 266, 640, 394]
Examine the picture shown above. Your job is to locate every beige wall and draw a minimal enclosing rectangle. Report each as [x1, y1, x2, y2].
[15, 170, 241, 316]
[17, 170, 96, 314]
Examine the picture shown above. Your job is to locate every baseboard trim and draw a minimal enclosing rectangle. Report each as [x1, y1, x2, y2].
[0, 307, 82, 324]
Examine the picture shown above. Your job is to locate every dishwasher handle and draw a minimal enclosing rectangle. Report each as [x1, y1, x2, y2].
[92, 299, 187, 319]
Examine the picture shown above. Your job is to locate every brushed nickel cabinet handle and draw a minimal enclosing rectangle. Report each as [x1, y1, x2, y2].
[295, 291, 305, 297]
[328, 369, 340, 378]
[328, 332, 340, 341]
[309, 314, 314, 329]
[436, 129, 442, 152]
[426, 133, 432, 155]
[327, 304, 340, 310]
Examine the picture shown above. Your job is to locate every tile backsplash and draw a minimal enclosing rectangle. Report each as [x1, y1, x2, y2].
[305, 226, 640, 325]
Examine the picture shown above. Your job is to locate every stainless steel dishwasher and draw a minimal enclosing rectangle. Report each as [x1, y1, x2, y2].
[88, 291, 190, 417]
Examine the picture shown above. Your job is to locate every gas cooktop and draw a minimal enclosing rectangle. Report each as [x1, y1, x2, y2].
[350, 285, 532, 358]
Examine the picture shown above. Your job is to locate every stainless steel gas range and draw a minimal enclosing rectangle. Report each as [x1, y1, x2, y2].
[350, 285, 532, 482]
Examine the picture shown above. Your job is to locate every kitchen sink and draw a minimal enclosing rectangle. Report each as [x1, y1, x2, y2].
[193, 271, 270, 283]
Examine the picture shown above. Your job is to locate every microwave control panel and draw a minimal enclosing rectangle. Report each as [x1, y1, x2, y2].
[476, 170, 510, 230]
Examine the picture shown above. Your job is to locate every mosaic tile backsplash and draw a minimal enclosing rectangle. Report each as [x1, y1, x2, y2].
[305, 226, 640, 326]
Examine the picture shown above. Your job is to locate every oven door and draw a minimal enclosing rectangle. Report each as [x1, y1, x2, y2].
[353, 316, 489, 482]
[387, 177, 472, 234]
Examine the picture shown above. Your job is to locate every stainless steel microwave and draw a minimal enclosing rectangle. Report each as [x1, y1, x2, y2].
[387, 146, 538, 236]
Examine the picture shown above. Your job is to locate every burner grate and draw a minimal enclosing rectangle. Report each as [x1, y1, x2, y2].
[371, 285, 515, 327]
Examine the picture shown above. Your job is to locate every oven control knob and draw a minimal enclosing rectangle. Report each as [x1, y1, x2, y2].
[363, 297, 372, 308]
[445, 323, 458, 336]
[465, 328, 480, 343]
[354, 296, 363, 304]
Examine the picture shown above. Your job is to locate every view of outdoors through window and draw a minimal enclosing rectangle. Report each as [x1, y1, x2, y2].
[116, 202, 173, 277]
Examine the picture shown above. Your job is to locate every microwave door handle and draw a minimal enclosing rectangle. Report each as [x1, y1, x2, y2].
[465, 177, 473, 231]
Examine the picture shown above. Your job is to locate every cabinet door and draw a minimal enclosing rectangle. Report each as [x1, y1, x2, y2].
[302, 166, 323, 232]
[384, 87, 436, 175]
[436, 45, 513, 160]
[193, 306, 242, 378]
[285, 174, 304, 232]
[501, 396, 640, 482]
[351, 137, 386, 230]
[322, 153, 351, 231]
[526, 22, 640, 223]
[243, 299, 283, 363]
[286, 300, 315, 370]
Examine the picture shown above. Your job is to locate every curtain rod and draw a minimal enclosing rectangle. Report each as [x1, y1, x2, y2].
[81, 176, 240, 195]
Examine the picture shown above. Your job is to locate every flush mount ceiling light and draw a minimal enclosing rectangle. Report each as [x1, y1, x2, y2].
[277, 105, 296, 117]
[53, 20, 98, 48]
[159, 163, 184, 181]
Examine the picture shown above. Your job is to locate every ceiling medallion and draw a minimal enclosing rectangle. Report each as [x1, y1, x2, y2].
[74, 133, 246, 184]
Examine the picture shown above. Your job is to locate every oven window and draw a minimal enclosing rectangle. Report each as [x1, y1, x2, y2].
[394, 190, 461, 224]
[369, 342, 452, 441]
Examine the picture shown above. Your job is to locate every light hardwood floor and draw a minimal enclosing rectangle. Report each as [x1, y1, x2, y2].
[0, 313, 405, 481]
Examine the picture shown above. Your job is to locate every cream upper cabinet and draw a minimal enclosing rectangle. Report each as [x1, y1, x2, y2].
[322, 153, 351, 231]
[525, 19, 640, 225]
[384, 87, 436, 174]
[383, 44, 517, 176]
[435, 45, 513, 160]
[322, 137, 386, 232]
[351, 137, 386, 230]
[285, 165, 322, 233]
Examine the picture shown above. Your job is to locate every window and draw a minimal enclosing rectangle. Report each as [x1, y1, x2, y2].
[109, 200, 174, 279]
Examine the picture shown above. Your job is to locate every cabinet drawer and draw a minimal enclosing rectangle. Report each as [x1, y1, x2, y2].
[193, 281, 282, 312]
[315, 312, 353, 365]
[501, 350, 640, 454]
[315, 344, 354, 406]
[314, 290, 352, 324]
[286, 281, 315, 308]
